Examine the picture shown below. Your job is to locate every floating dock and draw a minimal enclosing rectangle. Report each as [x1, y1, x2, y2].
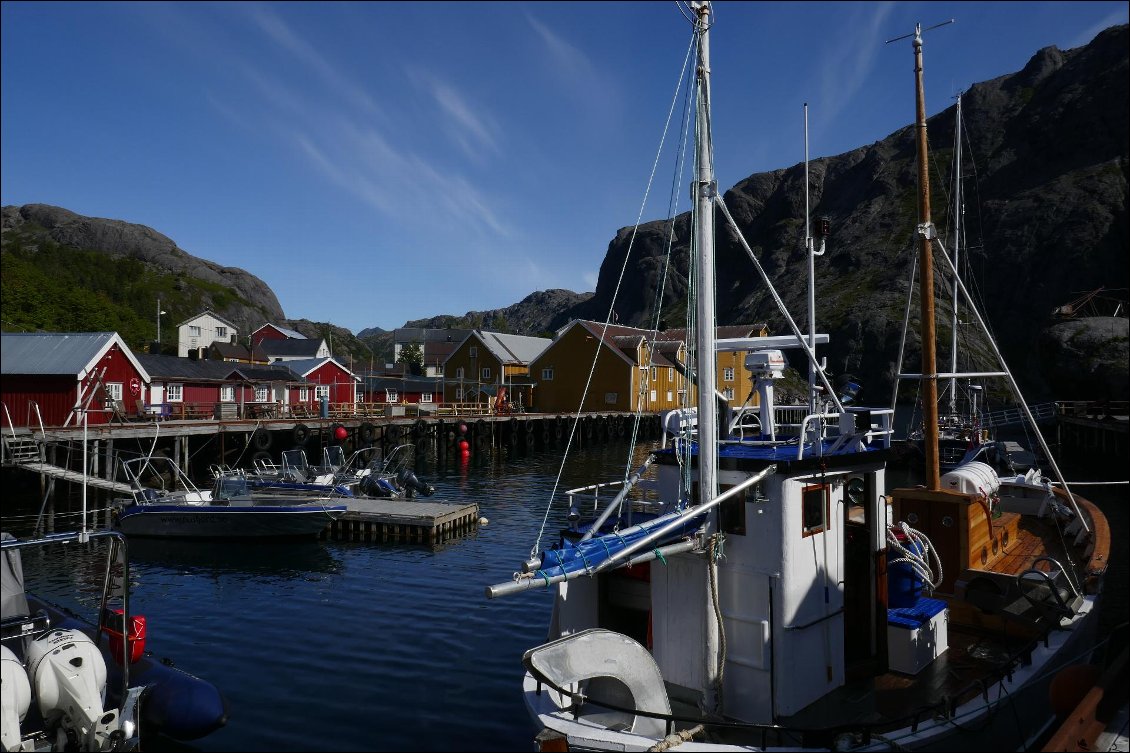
[324, 497, 480, 545]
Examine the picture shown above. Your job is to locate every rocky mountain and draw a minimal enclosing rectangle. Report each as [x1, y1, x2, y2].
[572, 25, 1128, 402]
[2, 203, 285, 331]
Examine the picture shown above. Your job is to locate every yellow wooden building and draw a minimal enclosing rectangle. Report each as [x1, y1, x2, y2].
[529, 320, 767, 414]
[442, 330, 552, 409]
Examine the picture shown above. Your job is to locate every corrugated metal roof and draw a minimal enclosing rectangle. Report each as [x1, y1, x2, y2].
[258, 339, 324, 357]
[479, 331, 551, 364]
[1, 332, 119, 376]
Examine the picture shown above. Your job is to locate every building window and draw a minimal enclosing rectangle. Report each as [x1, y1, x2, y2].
[455, 367, 465, 379]
[107, 383, 123, 401]
[299, 387, 309, 401]
[216, 326, 227, 338]
[650, 389, 657, 402]
[802, 484, 830, 538]
[469, 346, 478, 358]
[189, 325, 201, 336]
[542, 367, 554, 381]
[315, 385, 329, 401]
[650, 365, 657, 380]
[481, 367, 491, 380]
[386, 390, 398, 403]
[455, 387, 464, 400]
[254, 385, 269, 402]
[724, 388, 734, 400]
[420, 392, 434, 403]
[723, 367, 734, 381]
[666, 390, 673, 401]
[167, 383, 183, 402]
[604, 392, 618, 404]
[220, 385, 234, 402]
[668, 367, 674, 379]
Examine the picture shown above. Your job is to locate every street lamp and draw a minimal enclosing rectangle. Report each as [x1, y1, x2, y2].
[157, 299, 167, 347]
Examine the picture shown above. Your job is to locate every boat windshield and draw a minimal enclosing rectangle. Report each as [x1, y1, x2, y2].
[214, 475, 250, 500]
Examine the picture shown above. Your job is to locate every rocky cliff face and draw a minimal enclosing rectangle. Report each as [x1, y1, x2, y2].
[1, 203, 284, 330]
[578, 25, 1129, 401]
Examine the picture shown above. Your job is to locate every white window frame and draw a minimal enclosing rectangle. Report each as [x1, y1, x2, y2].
[215, 326, 227, 339]
[315, 385, 329, 401]
[455, 387, 464, 400]
[481, 367, 491, 380]
[650, 389, 657, 402]
[455, 367, 465, 379]
[666, 390, 673, 402]
[254, 385, 269, 402]
[420, 392, 434, 403]
[189, 325, 201, 336]
[220, 385, 235, 402]
[541, 367, 554, 381]
[668, 367, 674, 379]
[298, 387, 309, 401]
[386, 389, 399, 403]
[723, 367, 734, 381]
[650, 366, 657, 380]
[107, 383, 123, 401]
[167, 383, 184, 402]
[724, 388, 735, 400]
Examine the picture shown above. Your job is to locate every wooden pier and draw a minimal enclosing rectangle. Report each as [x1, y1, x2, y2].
[324, 497, 481, 545]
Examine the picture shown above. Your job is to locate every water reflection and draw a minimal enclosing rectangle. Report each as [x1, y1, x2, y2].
[127, 538, 342, 580]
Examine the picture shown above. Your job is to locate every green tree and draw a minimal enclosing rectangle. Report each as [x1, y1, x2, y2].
[397, 342, 423, 374]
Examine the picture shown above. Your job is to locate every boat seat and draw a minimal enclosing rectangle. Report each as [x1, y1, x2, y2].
[523, 628, 671, 738]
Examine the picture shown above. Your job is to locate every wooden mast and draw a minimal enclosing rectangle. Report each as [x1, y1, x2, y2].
[913, 23, 941, 490]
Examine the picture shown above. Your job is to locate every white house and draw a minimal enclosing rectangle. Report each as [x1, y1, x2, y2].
[176, 310, 239, 358]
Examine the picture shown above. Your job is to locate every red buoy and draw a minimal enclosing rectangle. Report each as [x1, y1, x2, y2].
[334, 426, 348, 441]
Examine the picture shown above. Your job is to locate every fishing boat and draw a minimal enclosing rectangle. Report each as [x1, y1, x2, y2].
[1, 530, 228, 750]
[113, 456, 346, 539]
[897, 92, 1014, 475]
[485, 5, 1110, 751]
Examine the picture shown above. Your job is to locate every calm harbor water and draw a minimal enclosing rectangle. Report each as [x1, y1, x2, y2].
[5, 436, 1126, 752]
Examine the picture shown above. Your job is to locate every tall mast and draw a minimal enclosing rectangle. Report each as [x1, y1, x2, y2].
[693, 1, 718, 503]
[913, 23, 941, 490]
[948, 94, 962, 414]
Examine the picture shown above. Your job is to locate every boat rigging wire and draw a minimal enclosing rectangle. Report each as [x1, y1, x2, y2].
[528, 25, 700, 559]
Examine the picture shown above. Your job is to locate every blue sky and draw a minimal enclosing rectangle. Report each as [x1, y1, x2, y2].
[3, 2, 1126, 334]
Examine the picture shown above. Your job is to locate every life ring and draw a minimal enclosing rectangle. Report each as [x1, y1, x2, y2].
[252, 428, 272, 451]
[293, 423, 310, 445]
[358, 422, 375, 443]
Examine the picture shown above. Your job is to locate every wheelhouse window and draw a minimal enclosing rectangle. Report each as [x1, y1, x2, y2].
[166, 383, 183, 402]
[802, 483, 830, 538]
[220, 385, 234, 402]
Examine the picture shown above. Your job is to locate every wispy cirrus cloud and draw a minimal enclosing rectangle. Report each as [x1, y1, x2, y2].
[406, 67, 500, 162]
[525, 12, 618, 116]
[817, 2, 896, 128]
[1068, 8, 1128, 49]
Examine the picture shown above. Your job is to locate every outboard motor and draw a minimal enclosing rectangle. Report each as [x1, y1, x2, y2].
[395, 469, 435, 499]
[1, 644, 31, 752]
[358, 474, 396, 498]
[26, 629, 120, 751]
